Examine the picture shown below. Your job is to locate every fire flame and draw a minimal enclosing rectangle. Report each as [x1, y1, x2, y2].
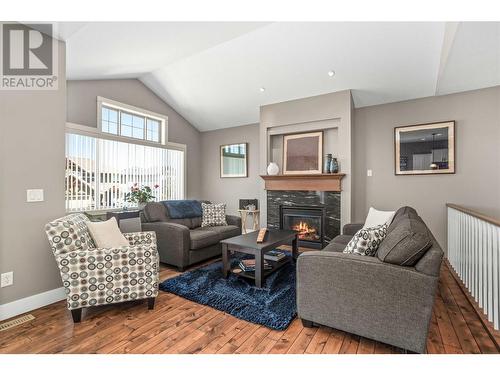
[293, 221, 319, 240]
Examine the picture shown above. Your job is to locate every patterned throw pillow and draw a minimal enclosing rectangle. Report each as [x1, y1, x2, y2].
[343, 223, 388, 256]
[201, 203, 227, 227]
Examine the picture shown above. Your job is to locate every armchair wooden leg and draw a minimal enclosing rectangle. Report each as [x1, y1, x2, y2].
[177, 266, 185, 272]
[71, 308, 83, 323]
[147, 297, 156, 310]
[301, 318, 314, 328]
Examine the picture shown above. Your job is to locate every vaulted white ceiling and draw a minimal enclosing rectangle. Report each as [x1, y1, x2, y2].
[59, 22, 500, 131]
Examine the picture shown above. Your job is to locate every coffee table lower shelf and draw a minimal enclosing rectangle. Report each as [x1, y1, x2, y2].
[221, 229, 299, 288]
[231, 258, 291, 281]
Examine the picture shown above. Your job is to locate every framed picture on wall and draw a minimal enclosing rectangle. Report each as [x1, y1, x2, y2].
[283, 131, 323, 175]
[220, 143, 248, 178]
[394, 121, 455, 175]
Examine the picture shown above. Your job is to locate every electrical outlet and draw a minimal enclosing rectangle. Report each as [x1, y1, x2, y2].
[367, 169, 373, 177]
[26, 189, 44, 202]
[1, 272, 13, 288]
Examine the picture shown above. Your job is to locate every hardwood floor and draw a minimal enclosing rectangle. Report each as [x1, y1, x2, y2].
[0, 260, 498, 354]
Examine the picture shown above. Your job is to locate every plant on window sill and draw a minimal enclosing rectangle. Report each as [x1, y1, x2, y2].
[124, 183, 159, 210]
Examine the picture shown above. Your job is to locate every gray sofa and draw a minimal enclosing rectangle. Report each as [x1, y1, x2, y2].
[296, 206, 443, 353]
[141, 201, 241, 271]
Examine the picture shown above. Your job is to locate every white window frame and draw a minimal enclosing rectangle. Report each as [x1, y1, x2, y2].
[97, 96, 168, 145]
[65, 121, 187, 212]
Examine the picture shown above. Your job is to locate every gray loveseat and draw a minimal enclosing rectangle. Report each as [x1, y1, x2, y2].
[296, 206, 443, 353]
[141, 201, 241, 271]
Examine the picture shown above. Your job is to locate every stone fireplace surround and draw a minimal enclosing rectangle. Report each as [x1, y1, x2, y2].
[267, 190, 341, 247]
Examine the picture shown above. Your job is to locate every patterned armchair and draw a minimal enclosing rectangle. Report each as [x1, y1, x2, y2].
[44, 213, 159, 323]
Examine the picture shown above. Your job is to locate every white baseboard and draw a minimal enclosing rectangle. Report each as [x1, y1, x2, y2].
[0, 287, 66, 321]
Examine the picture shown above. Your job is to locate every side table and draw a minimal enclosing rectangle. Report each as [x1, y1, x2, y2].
[237, 209, 260, 234]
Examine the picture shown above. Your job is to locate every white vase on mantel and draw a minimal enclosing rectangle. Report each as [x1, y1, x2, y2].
[267, 162, 279, 175]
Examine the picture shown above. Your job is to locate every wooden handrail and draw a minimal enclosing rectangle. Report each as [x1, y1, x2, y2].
[446, 203, 500, 227]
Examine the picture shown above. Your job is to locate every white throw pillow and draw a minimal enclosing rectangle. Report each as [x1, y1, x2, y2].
[343, 223, 389, 256]
[86, 217, 130, 248]
[363, 207, 396, 229]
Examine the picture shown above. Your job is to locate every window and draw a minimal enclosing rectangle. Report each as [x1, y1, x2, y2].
[98, 97, 166, 143]
[101, 107, 118, 134]
[65, 133, 184, 211]
[146, 118, 160, 142]
[66, 98, 182, 212]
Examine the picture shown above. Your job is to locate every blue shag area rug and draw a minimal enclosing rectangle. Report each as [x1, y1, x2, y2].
[159, 256, 296, 330]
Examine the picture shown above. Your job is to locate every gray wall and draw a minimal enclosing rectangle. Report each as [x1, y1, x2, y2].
[200, 123, 261, 219]
[0, 41, 67, 304]
[67, 79, 202, 198]
[199, 86, 500, 253]
[2, 61, 497, 307]
[260, 90, 353, 228]
[353, 86, 500, 250]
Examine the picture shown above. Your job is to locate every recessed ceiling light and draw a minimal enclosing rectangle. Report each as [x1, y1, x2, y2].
[328, 70, 335, 77]
[259, 87, 265, 92]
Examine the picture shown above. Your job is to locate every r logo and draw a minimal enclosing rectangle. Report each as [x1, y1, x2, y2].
[2, 23, 53, 75]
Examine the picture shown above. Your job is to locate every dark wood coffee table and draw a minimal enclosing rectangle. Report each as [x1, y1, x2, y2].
[220, 229, 298, 288]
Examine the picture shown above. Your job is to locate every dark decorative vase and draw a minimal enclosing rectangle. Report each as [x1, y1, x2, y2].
[330, 158, 339, 173]
[324, 154, 332, 173]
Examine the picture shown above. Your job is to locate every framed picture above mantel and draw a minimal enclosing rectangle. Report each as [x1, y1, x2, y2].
[394, 121, 455, 175]
[283, 131, 323, 175]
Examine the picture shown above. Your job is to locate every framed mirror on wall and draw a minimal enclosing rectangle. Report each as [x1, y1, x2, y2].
[394, 121, 455, 175]
[220, 143, 248, 178]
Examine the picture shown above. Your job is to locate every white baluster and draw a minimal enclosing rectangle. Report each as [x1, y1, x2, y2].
[447, 206, 500, 328]
[478, 218, 484, 309]
[493, 225, 499, 329]
[487, 223, 493, 319]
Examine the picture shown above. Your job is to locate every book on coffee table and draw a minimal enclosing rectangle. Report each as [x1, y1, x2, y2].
[239, 259, 272, 272]
[264, 250, 287, 262]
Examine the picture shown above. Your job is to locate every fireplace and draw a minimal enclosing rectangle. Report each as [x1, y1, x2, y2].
[280, 206, 325, 249]
[267, 191, 340, 247]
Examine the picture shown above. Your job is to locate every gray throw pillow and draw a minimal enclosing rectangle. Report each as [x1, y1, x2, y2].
[376, 215, 432, 266]
[144, 202, 168, 222]
[343, 223, 388, 256]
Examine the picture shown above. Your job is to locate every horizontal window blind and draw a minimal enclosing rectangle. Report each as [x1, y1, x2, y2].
[65, 133, 184, 212]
